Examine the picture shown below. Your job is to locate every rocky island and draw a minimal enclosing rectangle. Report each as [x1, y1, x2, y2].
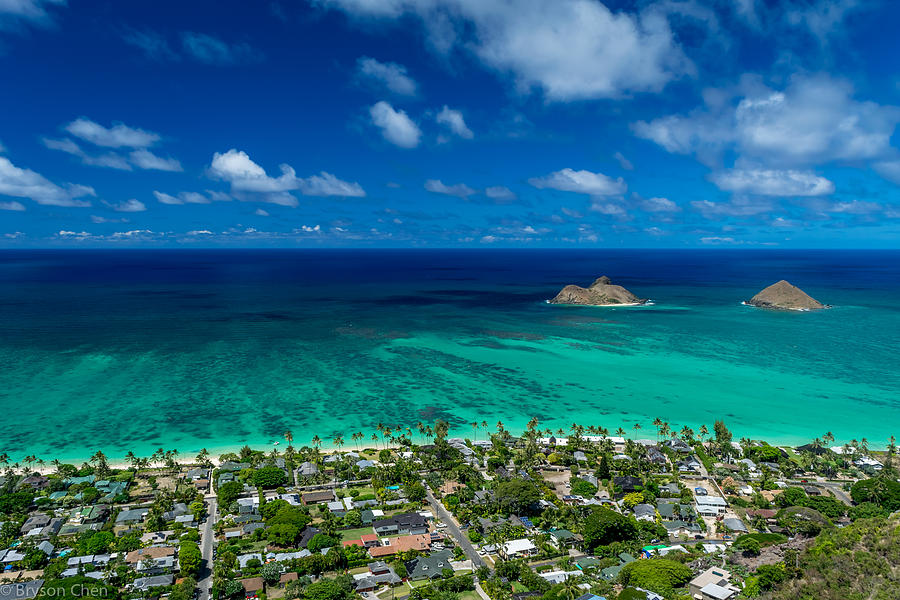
[549, 275, 647, 306]
[746, 280, 826, 310]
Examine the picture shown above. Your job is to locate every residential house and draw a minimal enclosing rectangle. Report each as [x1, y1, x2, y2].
[405, 550, 454, 580]
[694, 495, 727, 517]
[131, 576, 174, 592]
[689, 568, 739, 600]
[500, 539, 538, 560]
[372, 512, 428, 535]
[297, 462, 319, 477]
[612, 476, 642, 493]
[241, 577, 265, 599]
[548, 529, 580, 550]
[301, 490, 334, 505]
[116, 508, 149, 525]
[0, 580, 43, 600]
[633, 504, 656, 522]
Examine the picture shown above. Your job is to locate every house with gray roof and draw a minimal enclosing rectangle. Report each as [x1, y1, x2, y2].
[405, 549, 453, 580]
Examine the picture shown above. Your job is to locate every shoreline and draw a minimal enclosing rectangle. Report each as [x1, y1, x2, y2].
[13, 432, 889, 473]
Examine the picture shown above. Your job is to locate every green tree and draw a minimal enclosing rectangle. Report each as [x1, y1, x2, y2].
[179, 540, 202, 576]
[268, 523, 301, 547]
[495, 479, 541, 514]
[253, 465, 288, 488]
[583, 507, 639, 549]
[618, 559, 692, 595]
[218, 480, 244, 506]
[171, 578, 197, 600]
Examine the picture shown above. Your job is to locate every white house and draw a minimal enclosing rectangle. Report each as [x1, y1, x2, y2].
[500, 539, 538, 560]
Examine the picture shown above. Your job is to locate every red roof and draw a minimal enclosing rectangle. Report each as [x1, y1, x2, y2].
[342, 539, 364, 547]
[360, 534, 378, 542]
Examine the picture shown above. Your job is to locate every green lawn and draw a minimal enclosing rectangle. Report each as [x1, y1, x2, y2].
[511, 582, 529, 593]
[340, 526, 374, 542]
[458, 591, 481, 600]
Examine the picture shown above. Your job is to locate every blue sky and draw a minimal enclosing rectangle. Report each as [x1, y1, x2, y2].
[1, 0, 899, 247]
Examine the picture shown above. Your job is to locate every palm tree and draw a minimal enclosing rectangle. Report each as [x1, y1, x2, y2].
[632, 423, 642, 437]
[681, 426, 695, 443]
[823, 431, 835, 446]
[699, 424, 709, 444]
[333, 435, 345, 453]
[652, 417, 663, 442]
[284, 430, 294, 450]
[124, 451, 141, 470]
[471, 422, 479, 441]
[496, 420, 505, 433]
[311, 435, 322, 455]
[481, 420, 488, 439]
[615, 427, 626, 437]
[370, 433, 379, 448]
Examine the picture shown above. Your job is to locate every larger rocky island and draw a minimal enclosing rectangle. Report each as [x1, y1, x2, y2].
[746, 280, 826, 310]
[549, 275, 647, 306]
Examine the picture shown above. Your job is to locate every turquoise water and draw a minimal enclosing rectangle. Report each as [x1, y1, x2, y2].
[1, 249, 898, 462]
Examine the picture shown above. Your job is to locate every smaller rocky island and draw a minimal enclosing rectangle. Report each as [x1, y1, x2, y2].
[746, 280, 827, 310]
[549, 275, 648, 306]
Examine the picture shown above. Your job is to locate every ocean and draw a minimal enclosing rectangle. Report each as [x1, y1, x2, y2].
[1, 248, 898, 462]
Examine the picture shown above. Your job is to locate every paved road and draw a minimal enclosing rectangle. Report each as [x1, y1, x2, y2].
[815, 481, 853, 505]
[425, 488, 485, 570]
[198, 494, 218, 600]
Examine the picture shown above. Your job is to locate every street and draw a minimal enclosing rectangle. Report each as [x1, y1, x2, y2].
[424, 487, 486, 570]
[198, 494, 218, 600]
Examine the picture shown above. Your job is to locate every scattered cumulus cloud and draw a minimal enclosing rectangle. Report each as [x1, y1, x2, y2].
[710, 168, 834, 197]
[180, 32, 262, 65]
[424, 179, 476, 198]
[320, 0, 692, 101]
[0, 0, 65, 31]
[436, 106, 473, 139]
[208, 149, 365, 204]
[65, 118, 159, 148]
[633, 75, 900, 169]
[0, 200, 26, 211]
[0, 156, 94, 207]
[153, 190, 219, 205]
[129, 149, 182, 172]
[254, 208, 270, 216]
[356, 56, 418, 96]
[120, 28, 180, 61]
[369, 101, 421, 148]
[528, 168, 626, 196]
[485, 186, 516, 202]
[613, 151, 634, 170]
[42, 137, 133, 170]
[108, 198, 146, 212]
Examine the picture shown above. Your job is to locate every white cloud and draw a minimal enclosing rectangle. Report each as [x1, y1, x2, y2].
[153, 190, 212, 205]
[65, 118, 160, 148]
[873, 160, 900, 185]
[0, 156, 94, 207]
[639, 196, 679, 212]
[296, 172, 365, 197]
[129, 149, 183, 172]
[109, 199, 146, 212]
[4, 231, 24, 238]
[356, 56, 418, 96]
[436, 106, 473, 139]
[700, 236, 738, 244]
[485, 185, 516, 201]
[121, 29, 180, 61]
[187, 230, 213, 236]
[369, 101, 421, 148]
[0, 0, 65, 30]
[0, 200, 26, 211]
[299, 224, 321, 232]
[787, 0, 863, 43]
[827, 200, 881, 215]
[57, 230, 91, 238]
[90, 215, 128, 224]
[43, 137, 133, 170]
[590, 202, 627, 216]
[710, 169, 834, 196]
[320, 0, 691, 101]
[424, 179, 476, 198]
[254, 208, 270, 216]
[613, 151, 634, 170]
[528, 168, 626, 196]
[180, 32, 261, 65]
[691, 197, 774, 218]
[634, 75, 900, 168]
[209, 149, 365, 201]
